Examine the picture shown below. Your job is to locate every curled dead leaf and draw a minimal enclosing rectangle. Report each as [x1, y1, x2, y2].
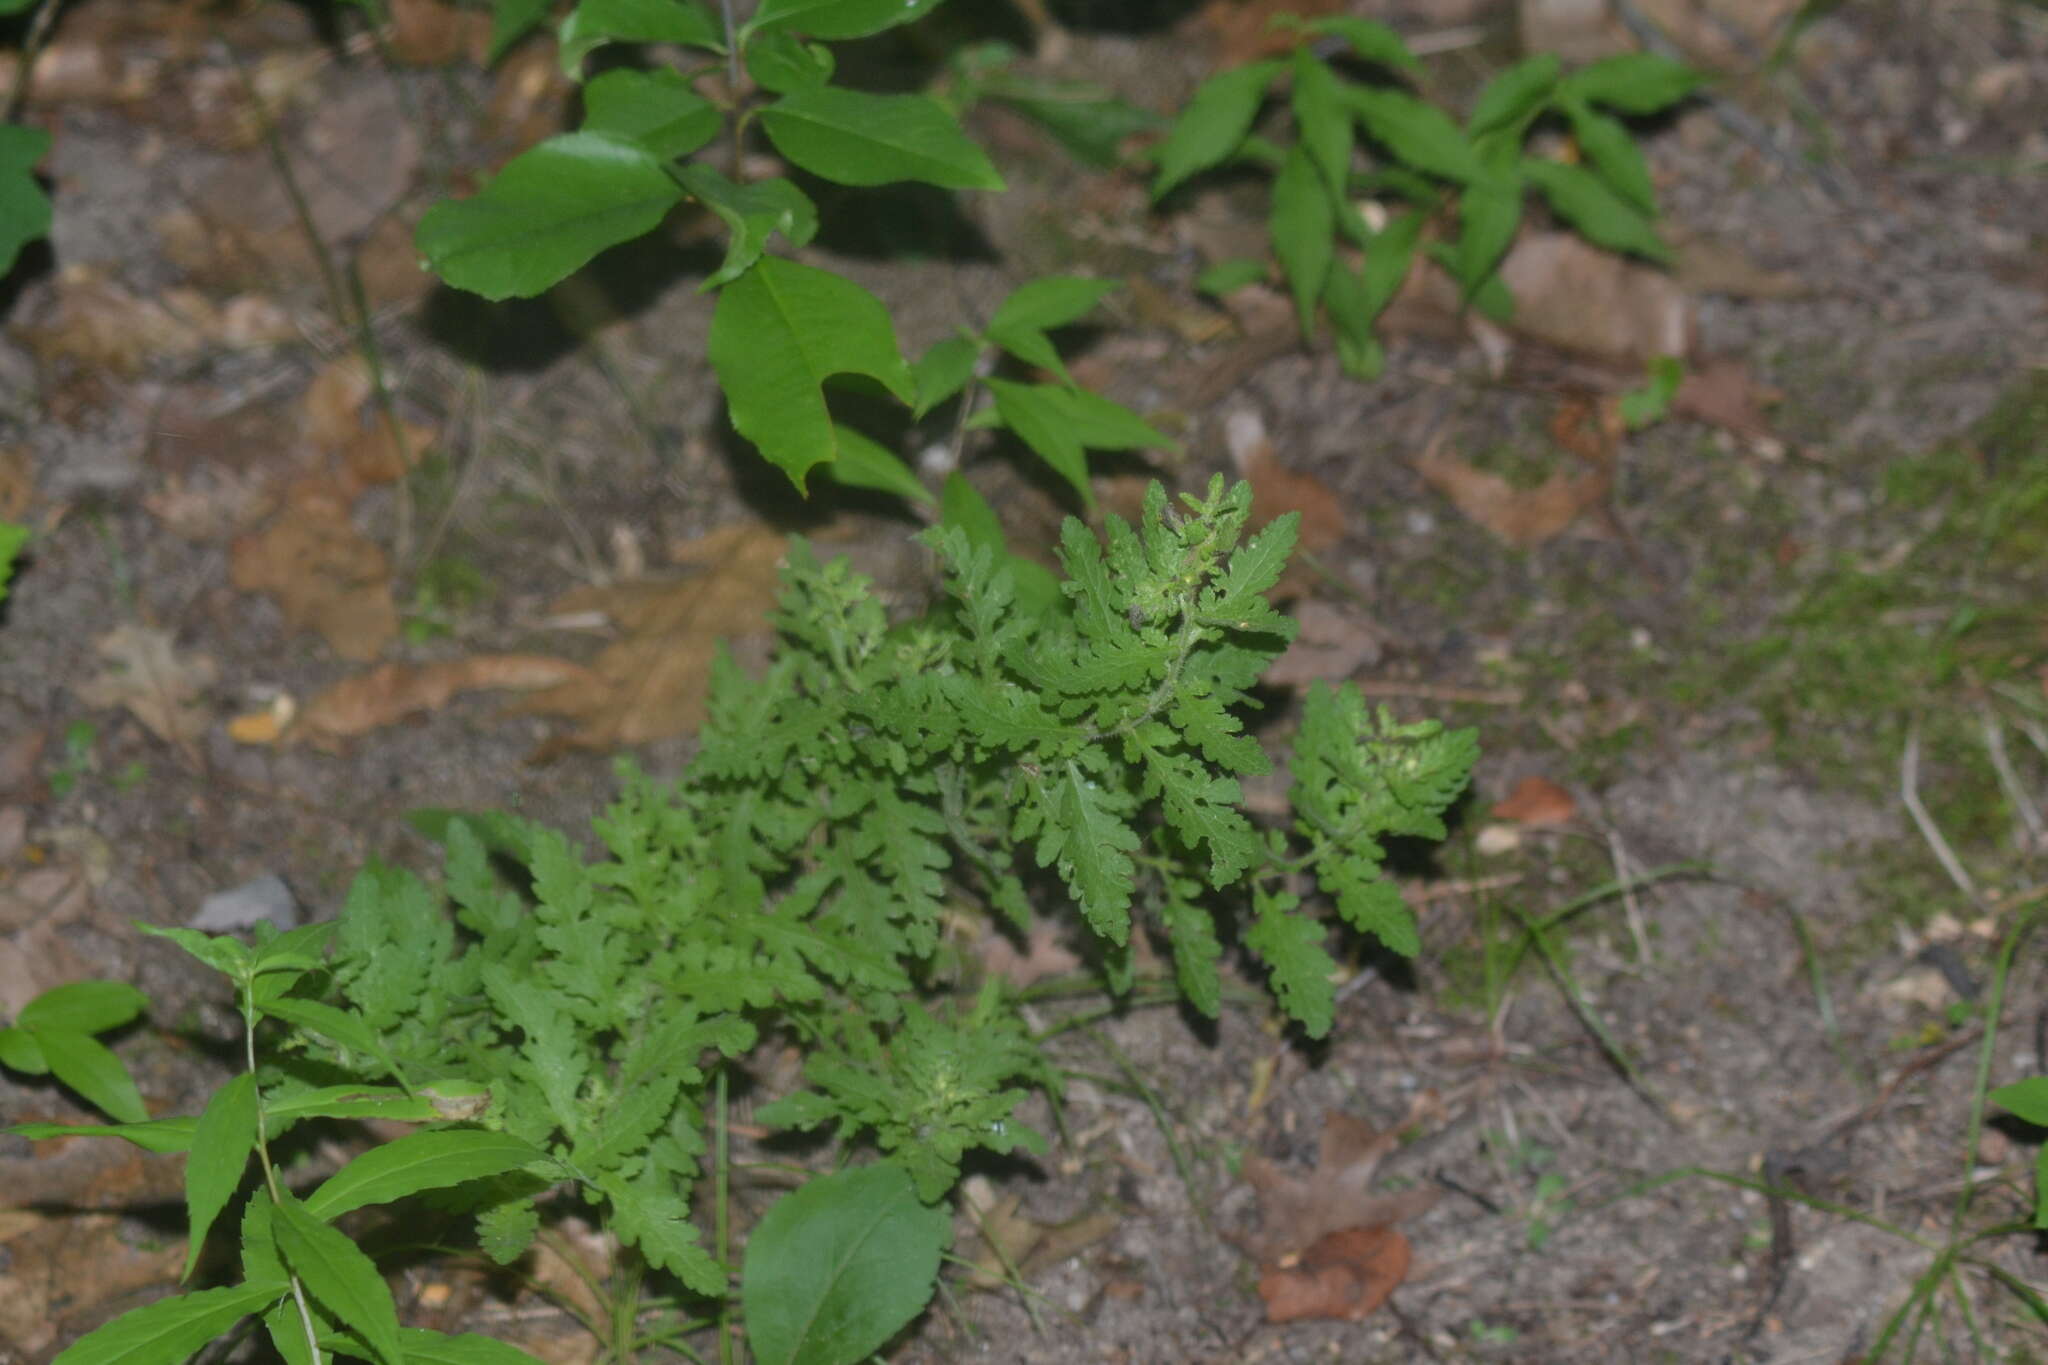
[1257, 1223, 1411, 1324]
[1491, 774, 1577, 826]
[294, 655, 600, 750]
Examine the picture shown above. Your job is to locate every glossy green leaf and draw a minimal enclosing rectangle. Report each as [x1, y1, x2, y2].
[742, 1162, 949, 1365]
[1348, 86, 1484, 184]
[267, 1084, 441, 1128]
[38, 1029, 147, 1123]
[18, 981, 148, 1035]
[676, 165, 818, 289]
[760, 89, 1002, 190]
[272, 1193, 403, 1365]
[305, 1128, 547, 1222]
[745, 30, 834, 93]
[0, 124, 51, 278]
[1991, 1077, 2048, 1127]
[1452, 176, 1520, 294]
[417, 132, 684, 300]
[0, 1024, 47, 1074]
[984, 322, 1070, 385]
[182, 1072, 257, 1280]
[582, 68, 721, 160]
[50, 1281, 286, 1365]
[396, 1328, 551, 1365]
[1269, 142, 1332, 341]
[1029, 383, 1176, 455]
[1468, 53, 1560, 135]
[910, 334, 981, 417]
[5, 1116, 198, 1153]
[488, 0, 553, 62]
[1150, 59, 1281, 199]
[990, 89, 1158, 169]
[138, 923, 250, 977]
[1562, 98, 1656, 214]
[1195, 258, 1265, 295]
[1562, 52, 1702, 115]
[559, 0, 722, 74]
[258, 997, 381, 1058]
[989, 276, 1118, 333]
[1321, 262, 1381, 379]
[0, 521, 25, 605]
[1289, 47, 1351, 196]
[821, 425, 933, 505]
[1521, 157, 1669, 261]
[748, 0, 945, 40]
[984, 378, 1090, 508]
[707, 256, 914, 490]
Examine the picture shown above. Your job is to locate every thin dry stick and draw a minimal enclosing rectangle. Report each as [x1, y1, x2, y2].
[1978, 707, 2043, 849]
[1606, 829, 1653, 967]
[1901, 722, 1982, 905]
[3, 0, 63, 122]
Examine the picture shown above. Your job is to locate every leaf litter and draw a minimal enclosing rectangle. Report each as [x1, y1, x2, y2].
[1237, 1103, 1442, 1323]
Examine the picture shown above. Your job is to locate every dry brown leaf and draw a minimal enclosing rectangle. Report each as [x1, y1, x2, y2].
[12, 266, 213, 377]
[293, 655, 601, 749]
[385, 0, 490, 65]
[1194, 0, 1344, 63]
[520, 525, 788, 750]
[1498, 231, 1692, 367]
[305, 358, 373, 451]
[1415, 436, 1610, 549]
[1266, 599, 1382, 687]
[1257, 1223, 1412, 1323]
[1673, 354, 1781, 442]
[1491, 774, 1577, 826]
[1674, 232, 1812, 300]
[1225, 410, 1344, 553]
[1238, 1107, 1440, 1264]
[0, 446, 32, 520]
[72, 625, 219, 753]
[230, 476, 397, 660]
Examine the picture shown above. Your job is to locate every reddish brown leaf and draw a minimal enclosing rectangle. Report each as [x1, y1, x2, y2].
[1491, 775, 1577, 826]
[1239, 1107, 1440, 1264]
[1225, 410, 1344, 554]
[1192, 0, 1344, 63]
[1672, 354, 1781, 442]
[1414, 436, 1610, 549]
[1258, 1224, 1412, 1323]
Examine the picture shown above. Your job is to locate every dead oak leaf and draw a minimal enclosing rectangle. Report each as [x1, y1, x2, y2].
[1238, 1107, 1440, 1265]
[520, 524, 787, 750]
[230, 475, 398, 661]
[1258, 1223, 1412, 1323]
[72, 624, 218, 753]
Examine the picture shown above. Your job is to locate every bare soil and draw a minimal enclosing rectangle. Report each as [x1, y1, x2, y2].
[3, 2, 2047, 1363]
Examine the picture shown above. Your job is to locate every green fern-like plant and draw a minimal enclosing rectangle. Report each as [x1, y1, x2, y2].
[12, 478, 1475, 1365]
